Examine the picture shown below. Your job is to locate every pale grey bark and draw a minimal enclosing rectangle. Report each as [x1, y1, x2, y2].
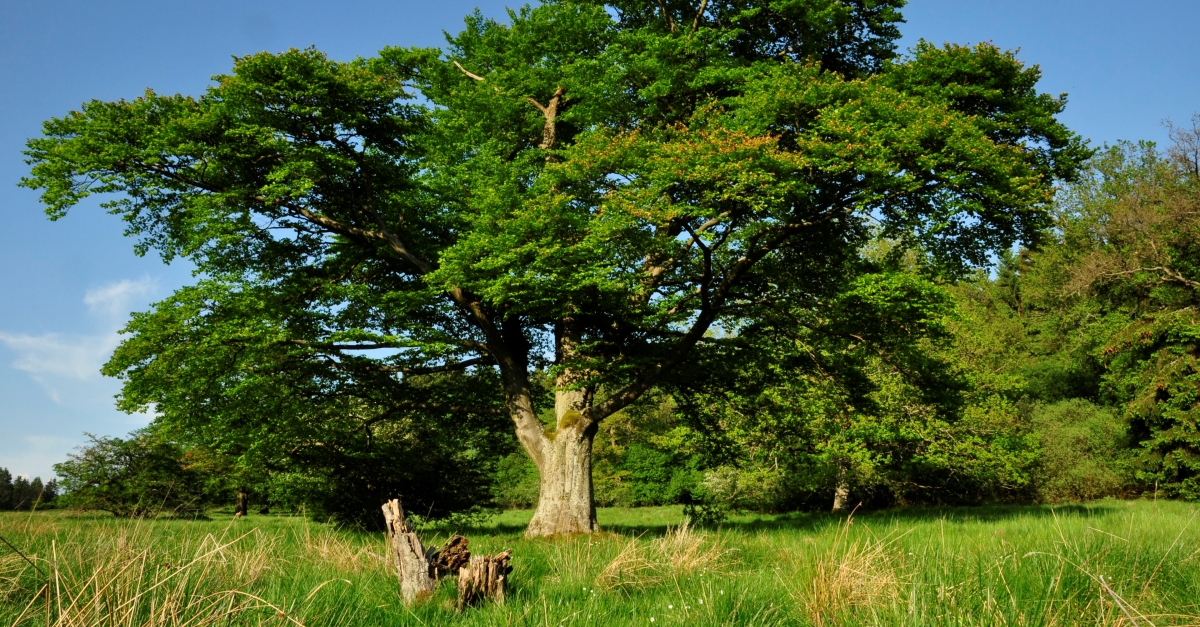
[831, 481, 850, 513]
[382, 499, 435, 604]
[522, 314, 600, 538]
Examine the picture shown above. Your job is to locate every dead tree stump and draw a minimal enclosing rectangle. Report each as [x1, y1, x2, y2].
[456, 550, 513, 609]
[428, 534, 471, 580]
[381, 499, 435, 605]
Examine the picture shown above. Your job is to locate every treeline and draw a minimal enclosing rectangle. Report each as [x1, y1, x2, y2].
[0, 468, 58, 510]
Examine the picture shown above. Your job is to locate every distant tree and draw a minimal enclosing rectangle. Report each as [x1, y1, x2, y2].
[23, 0, 1087, 535]
[0, 468, 12, 510]
[10, 476, 31, 510]
[54, 431, 206, 517]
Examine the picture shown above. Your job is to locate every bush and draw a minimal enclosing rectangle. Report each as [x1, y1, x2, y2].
[1030, 399, 1128, 502]
[491, 452, 540, 509]
[54, 431, 208, 517]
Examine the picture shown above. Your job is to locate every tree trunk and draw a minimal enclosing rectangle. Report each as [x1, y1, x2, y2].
[382, 499, 435, 605]
[524, 330, 599, 538]
[831, 481, 850, 513]
[525, 419, 598, 537]
[234, 489, 249, 518]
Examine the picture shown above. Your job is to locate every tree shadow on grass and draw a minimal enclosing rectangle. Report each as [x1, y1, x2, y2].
[599, 502, 1127, 537]
[416, 501, 1136, 539]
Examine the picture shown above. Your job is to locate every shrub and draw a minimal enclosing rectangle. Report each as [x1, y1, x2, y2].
[492, 452, 540, 509]
[53, 431, 207, 517]
[1030, 399, 1128, 502]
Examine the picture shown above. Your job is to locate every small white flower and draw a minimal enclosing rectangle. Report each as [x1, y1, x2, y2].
[650, 618, 655, 623]
[668, 605, 673, 609]
[699, 599, 704, 605]
[719, 590, 724, 595]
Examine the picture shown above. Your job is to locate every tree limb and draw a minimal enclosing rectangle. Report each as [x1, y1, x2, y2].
[656, 0, 678, 32]
[453, 61, 486, 82]
[690, 0, 709, 32]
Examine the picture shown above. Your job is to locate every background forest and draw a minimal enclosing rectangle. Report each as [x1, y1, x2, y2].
[48, 119, 1200, 523]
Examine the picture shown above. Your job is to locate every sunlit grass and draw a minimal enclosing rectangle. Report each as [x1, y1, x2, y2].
[1, 500, 1198, 625]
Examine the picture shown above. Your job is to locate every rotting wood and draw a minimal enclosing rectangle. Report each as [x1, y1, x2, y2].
[456, 550, 513, 609]
[381, 499, 435, 605]
[428, 534, 471, 580]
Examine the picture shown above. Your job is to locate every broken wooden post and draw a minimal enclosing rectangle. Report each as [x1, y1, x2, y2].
[381, 499, 435, 605]
[456, 550, 513, 609]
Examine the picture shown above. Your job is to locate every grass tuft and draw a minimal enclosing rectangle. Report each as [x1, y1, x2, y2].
[596, 518, 732, 591]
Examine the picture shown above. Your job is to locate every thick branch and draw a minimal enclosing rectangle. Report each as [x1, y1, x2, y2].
[656, 0, 678, 32]
[638, 212, 729, 304]
[690, 0, 709, 32]
[527, 87, 565, 150]
[347, 357, 496, 375]
[366, 403, 508, 424]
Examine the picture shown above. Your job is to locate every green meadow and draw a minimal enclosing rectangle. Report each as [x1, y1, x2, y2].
[2, 501, 1199, 626]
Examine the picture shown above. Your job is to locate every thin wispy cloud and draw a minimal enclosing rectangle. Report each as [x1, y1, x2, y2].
[83, 278, 156, 322]
[0, 277, 155, 402]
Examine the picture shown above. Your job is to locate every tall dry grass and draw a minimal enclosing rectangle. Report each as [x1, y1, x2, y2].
[596, 518, 734, 591]
[779, 514, 906, 626]
[1, 516, 352, 627]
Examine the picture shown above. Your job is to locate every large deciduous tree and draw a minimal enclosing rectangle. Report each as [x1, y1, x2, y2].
[22, 0, 1086, 535]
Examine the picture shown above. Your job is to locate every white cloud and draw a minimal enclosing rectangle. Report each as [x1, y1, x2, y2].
[83, 277, 156, 323]
[0, 278, 156, 402]
[0, 332, 114, 385]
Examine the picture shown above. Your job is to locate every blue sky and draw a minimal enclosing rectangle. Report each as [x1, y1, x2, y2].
[1, 0, 1197, 480]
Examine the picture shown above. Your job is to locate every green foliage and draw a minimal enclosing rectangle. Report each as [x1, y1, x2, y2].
[1029, 399, 1128, 503]
[22, 0, 1085, 523]
[931, 124, 1200, 503]
[491, 452, 541, 509]
[53, 431, 208, 517]
[671, 267, 1041, 513]
[1057, 135, 1200, 499]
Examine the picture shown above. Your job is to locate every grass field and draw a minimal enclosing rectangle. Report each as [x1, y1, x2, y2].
[1, 500, 1198, 626]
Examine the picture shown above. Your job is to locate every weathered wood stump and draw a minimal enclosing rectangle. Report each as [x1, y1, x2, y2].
[380, 498, 513, 609]
[428, 534, 471, 580]
[381, 499, 435, 605]
[456, 550, 513, 609]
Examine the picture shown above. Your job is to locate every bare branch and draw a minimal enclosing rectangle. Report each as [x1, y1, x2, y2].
[453, 61, 486, 82]
[690, 0, 709, 32]
[656, 0, 678, 32]
[527, 87, 565, 150]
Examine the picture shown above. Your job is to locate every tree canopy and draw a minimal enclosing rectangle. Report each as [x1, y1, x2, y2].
[22, 0, 1087, 534]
